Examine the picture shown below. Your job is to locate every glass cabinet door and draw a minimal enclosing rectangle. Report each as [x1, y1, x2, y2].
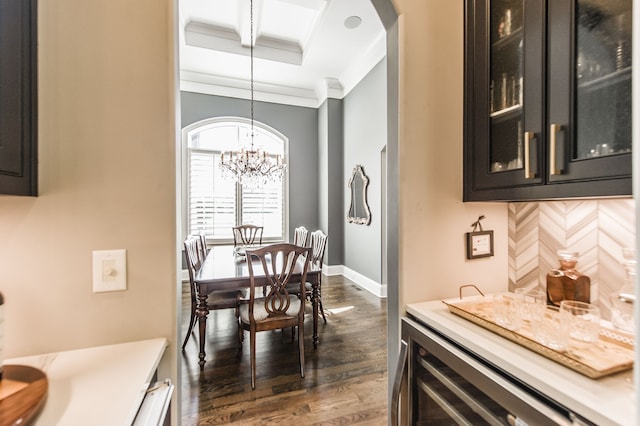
[469, 0, 545, 192]
[548, 0, 632, 183]
[488, 0, 524, 174]
[575, 3, 631, 159]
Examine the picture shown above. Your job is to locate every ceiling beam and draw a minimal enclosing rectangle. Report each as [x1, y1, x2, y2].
[185, 20, 303, 65]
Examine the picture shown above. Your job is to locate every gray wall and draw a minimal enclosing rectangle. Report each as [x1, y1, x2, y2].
[318, 98, 345, 266]
[343, 58, 387, 283]
[319, 102, 329, 232]
[180, 59, 386, 274]
[180, 91, 320, 239]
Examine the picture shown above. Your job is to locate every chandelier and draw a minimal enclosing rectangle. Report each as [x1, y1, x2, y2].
[220, 0, 286, 184]
[220, 146, 285, 184]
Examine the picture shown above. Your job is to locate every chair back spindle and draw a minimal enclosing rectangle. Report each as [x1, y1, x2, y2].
[309, 230, 328, 269]
[293, 226, 309, 247]
[233, 225, 264, 247]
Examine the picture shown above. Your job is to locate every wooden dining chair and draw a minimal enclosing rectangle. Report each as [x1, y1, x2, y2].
[293, 226, 309, 247]
[232, 224, 263, 247]
[182, 235, 243, 350]
[240, 243, 312, 390]
[197, 231, 208, 263]
[287, 230, 329, 321]
[307, 230, 329, 322]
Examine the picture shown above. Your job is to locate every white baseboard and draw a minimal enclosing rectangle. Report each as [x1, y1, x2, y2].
[324, 264, 386, 299]
[323, 264, 343, 276]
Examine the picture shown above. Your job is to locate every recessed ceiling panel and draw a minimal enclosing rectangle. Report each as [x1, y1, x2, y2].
[260, 0, 327, 48]
[179, 0, 385, 105]
[181, 0, 240, 29]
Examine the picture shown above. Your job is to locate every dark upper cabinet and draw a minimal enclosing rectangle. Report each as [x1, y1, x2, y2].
[0, 0, 38, 196]
[464, 0, 632, 201]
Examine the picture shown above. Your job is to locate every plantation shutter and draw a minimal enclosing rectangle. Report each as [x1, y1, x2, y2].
[241, 175, 284, 240]
[188, 151, 214, 236]
[189, 151, 236, 241]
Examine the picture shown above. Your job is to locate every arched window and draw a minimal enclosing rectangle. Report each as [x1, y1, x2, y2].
[183, 117, 288, 244]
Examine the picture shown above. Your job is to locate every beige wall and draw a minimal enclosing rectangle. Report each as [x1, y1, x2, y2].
[395, 0, 509, 309]
[0, 0, 178, 409]
[0, 0, 513, 422]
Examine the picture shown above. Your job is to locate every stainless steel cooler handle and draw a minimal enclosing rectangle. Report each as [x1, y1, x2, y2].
[391, 339, 408, 426]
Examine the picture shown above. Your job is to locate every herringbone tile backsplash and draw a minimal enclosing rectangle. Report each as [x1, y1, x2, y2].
[508, 198, 635, 318]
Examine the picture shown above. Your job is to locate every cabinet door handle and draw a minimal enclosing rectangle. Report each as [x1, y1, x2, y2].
[550, 124, 563, 175]
[524, 131, 537, 179]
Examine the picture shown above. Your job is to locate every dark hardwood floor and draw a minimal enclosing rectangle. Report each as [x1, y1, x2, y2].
[180, 275, 388, 425]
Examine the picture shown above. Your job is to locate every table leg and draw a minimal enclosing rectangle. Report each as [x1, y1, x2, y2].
[312, 281, 319, 348]
[196, 289, 209, 369]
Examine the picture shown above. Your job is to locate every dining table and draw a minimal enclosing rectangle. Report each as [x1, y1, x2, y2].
[193, 244, 322, 368]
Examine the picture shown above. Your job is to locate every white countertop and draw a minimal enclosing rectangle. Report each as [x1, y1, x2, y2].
[406, 300, 636, 426]
[5, 338, 168, 426]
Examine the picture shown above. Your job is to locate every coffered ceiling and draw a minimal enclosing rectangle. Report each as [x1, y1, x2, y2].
[178, 0, 386, 107]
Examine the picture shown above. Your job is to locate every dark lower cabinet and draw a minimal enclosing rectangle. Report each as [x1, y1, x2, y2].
[0, 0, 38, 196]
[395, 317, 594, 425]
[464, 0, 632, 201]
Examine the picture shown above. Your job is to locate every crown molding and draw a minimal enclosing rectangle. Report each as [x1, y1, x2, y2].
[315, 77, 344, 102]
[180, 71, 320, 108]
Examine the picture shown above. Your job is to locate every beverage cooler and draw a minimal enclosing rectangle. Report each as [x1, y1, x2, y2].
[391, 301, 635, 425]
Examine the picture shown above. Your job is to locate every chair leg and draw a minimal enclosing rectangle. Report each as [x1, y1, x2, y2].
[250, 330, 257, 390]
[297, 321, 305, 378]
[181, 301, 197, 350]
[236, 307, 243, 350]
[319, 298, 327, 323]
[308, 294, 328, 324]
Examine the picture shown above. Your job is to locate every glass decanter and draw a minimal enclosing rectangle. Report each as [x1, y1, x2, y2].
[546, 250, 591, 306]
[609, 248, 636, 333]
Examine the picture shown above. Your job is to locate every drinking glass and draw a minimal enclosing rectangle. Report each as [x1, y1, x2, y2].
[514, 287, 546, 321]
[559, 300, 601, 343]
[492, 292, 522, 330]
[532, 306, 570, 351]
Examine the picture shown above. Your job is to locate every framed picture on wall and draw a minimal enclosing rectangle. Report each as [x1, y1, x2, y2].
[466, 230, 494, 259]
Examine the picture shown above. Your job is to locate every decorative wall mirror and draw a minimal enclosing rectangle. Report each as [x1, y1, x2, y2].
[347, 165, 371, 225]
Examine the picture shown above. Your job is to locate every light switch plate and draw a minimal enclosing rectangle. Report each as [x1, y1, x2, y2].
[92, 249, 127, 292]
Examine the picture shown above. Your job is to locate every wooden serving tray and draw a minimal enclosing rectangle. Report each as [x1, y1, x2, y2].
[0, 365, 48, 425]
[442, 296, 635, 379]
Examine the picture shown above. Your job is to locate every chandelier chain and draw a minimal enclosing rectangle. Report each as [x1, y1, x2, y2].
[250, 0, 254, 142]
[218, 0, 286, 185]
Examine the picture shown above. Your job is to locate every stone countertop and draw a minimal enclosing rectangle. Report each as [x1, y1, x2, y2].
[406, 300, 635, 426]
[5, 338, 168, 426]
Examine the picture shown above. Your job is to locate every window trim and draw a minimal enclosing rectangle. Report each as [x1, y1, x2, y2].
[181, 116, 290, 245]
